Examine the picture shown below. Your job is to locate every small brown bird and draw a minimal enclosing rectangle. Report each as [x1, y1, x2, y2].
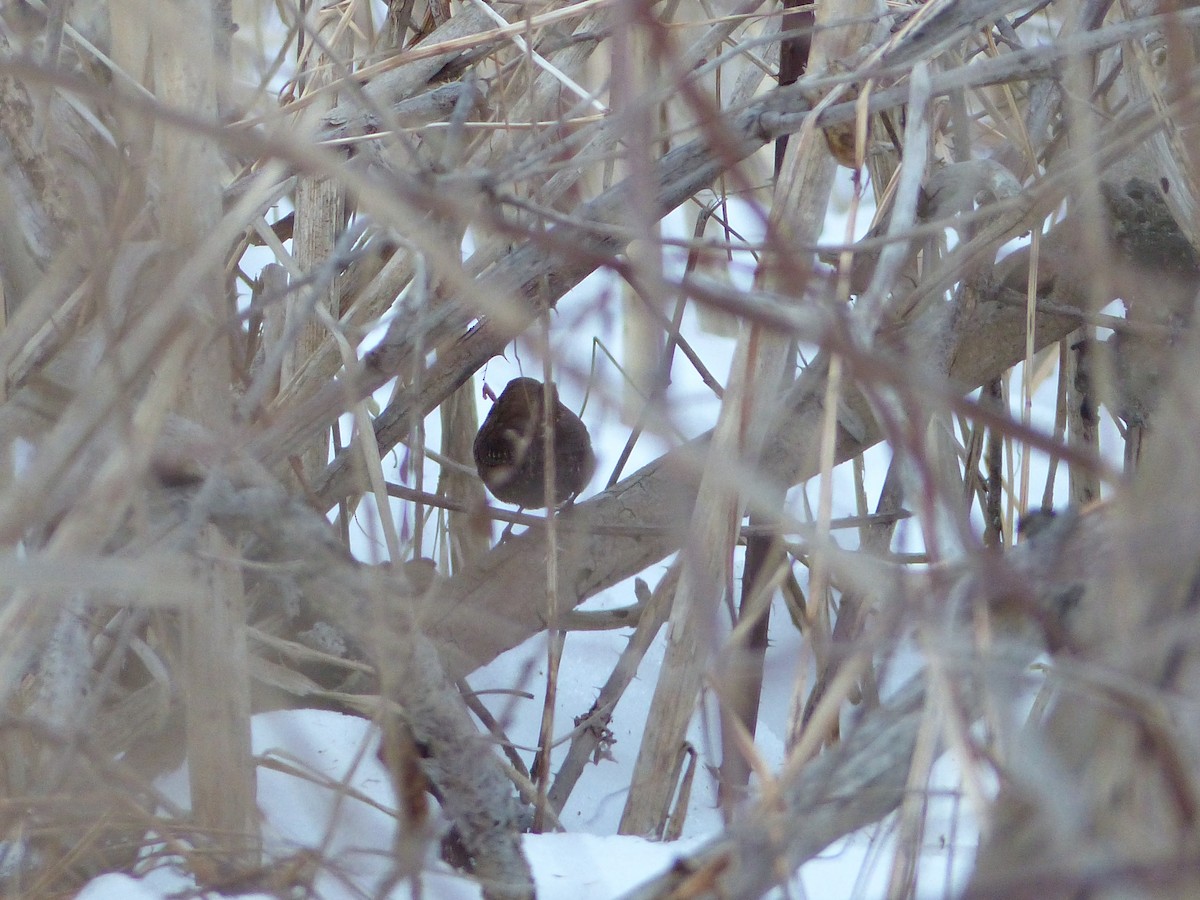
[473, 377, 595, 509]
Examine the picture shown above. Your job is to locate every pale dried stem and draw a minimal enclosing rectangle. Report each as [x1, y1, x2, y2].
[148, 0, 258, 867]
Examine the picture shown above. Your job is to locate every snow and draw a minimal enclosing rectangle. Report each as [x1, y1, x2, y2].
[75, 689, 978, 899]
[76, 702, 973, 899]
[74, 708, 711, 900]
[74, 174, 1119, 899]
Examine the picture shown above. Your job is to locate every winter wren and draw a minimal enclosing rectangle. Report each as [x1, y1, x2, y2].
[473, 377, 596, 509]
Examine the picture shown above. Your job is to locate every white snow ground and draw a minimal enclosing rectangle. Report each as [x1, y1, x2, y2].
[76, 180, 1115, 899]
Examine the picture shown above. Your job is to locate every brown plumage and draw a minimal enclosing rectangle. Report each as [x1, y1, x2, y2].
[473, 377, 595, 509]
